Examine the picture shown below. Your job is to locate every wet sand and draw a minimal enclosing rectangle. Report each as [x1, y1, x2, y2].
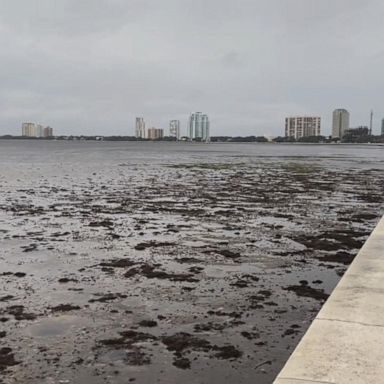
[1, 141, 384, 384]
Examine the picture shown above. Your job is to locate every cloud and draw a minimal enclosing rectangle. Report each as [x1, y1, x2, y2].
[0, 0, 383, 136]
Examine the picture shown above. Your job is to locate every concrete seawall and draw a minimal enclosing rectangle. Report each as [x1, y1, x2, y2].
[273, 216, 384, 384]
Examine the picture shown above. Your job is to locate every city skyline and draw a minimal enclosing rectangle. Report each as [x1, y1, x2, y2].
[0, 1, 383, 137]
[135, 113, 210, 140]
[8, 106, 384, 139]
[283, 108, 384, 139]
[11, 107, 384, 139]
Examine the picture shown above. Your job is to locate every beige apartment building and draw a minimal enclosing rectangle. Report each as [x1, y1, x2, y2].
[147, 128, 164, 140]
[22, 122, 54, 137]
[22, 122, 36, 137]
[285, 116, 321, 139]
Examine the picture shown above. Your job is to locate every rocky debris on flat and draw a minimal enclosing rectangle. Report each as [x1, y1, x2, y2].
[50, 304, 81, 313]
[1, 145, 384, 384]
[0, 347, 19, 372]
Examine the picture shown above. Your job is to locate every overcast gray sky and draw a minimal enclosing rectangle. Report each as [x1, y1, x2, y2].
[0, 0, 383, 137]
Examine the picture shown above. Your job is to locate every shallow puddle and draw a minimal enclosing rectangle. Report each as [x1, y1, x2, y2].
[28, 315, 87, 337]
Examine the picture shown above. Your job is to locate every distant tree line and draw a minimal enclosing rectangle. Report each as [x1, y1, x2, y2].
[0, 135, 268, 142]
[340, 127, 384, 143]
[272, 136, 327, 143]
[275, 133, 384, 144]
[210, 136, 268, 142]
[0, 135, 179, 141]
[2, 132, 384, 143]
[341, 134, 384, 143]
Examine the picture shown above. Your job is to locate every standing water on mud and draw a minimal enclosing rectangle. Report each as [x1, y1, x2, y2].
[1, 141, 384, 384]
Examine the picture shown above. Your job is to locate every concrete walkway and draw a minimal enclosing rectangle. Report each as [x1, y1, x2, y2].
[273, 216, 384, 384]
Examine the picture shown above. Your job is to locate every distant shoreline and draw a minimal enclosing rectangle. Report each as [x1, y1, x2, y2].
[0, 137, 383, 146]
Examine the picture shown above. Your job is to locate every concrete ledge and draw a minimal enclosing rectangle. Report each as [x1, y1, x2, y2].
[273, 216, 384, 384]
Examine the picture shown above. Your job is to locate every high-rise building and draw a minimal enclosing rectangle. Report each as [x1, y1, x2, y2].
[381, 119, 384, 136]
[370, 110, 374, 135]
[22, 122, 53, 137]
[22, 122, 36, 137]
[36, 124, 44, 137]
[332, 109, 350, 138]
[169, 120, 180, 140]
[147, 128, 164, 140]
[285, 116, 321, 139]
[188, 112, 210, 141]
[43, 126, 53, 137]
[135, 117, 146, 139]
[201, 114, 210, 141]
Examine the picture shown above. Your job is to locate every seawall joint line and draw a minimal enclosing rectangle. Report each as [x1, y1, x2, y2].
[316, 317, 384, 329]
[276, 377, 335, 384]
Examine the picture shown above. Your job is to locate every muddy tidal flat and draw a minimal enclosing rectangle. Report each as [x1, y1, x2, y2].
[1, 141, 384, 384]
